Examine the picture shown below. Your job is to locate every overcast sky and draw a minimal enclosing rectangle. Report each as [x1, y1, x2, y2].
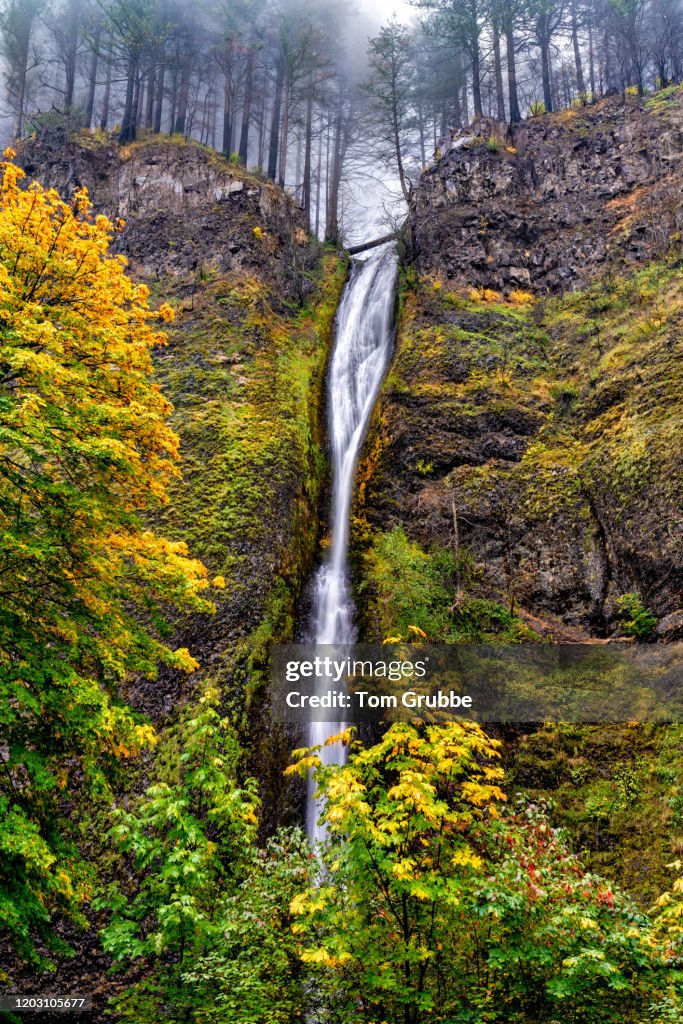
[354, 0, 414, 29]
[330, 0, 417, 245]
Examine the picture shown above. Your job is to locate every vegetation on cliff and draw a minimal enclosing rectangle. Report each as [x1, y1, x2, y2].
[152, 244, 346, 711]
[352, 95, 683, 932]
[0, 151, 222, 966]
[287, 724, 682, 1024]
[0, 137, 345, 1005]
[15, 126, 347, 743]
[358, 248, 682, 641]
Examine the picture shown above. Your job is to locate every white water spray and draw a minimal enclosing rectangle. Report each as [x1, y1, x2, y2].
[306, 249, 397, 844]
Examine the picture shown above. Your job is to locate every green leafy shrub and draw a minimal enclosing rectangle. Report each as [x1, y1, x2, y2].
[362, 527, 535, 642]
[616, 592, 657, 639]
[530, 99, 546, 116]
[180, 829, 312, 1024]
[0, 155, 213, 966]
[97, 688, 314, 1022]
[96, 689, 313, 1023]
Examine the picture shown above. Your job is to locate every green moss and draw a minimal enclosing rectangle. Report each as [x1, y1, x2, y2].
[161, 257, 343, 558]
[517, 436, 587, 522]
[645, 82, 683, 114]
[542, 254, 683, 511]
[150, 252, 347, 712]
[375, 255, 683, 606]
[357, 253, 683, 909]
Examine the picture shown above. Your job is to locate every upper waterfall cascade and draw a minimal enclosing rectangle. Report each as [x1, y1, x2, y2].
[306, 249, 398, 844]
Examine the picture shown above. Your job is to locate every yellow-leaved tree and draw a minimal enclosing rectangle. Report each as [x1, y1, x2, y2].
[288, 723, 674, 1024]
[0, 151, 218, 964]
[287, 721, 506, 1022]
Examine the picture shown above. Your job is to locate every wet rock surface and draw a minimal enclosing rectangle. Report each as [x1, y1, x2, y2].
[411, 93, 683, 294]
[358, 97, 683, 901]
[3, 132, 342, 1017]
[18, 134, 313, 306]
[16, 133, 343, 805]
[358, 275, 683, 638]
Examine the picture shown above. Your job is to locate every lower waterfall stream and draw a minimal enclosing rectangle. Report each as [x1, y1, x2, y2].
[306, 248, 398, 844]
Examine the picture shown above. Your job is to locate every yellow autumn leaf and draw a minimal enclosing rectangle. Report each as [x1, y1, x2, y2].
[301, 947, 333, 964]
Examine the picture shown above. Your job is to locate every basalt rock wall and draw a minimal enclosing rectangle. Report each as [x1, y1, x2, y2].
[18, 132, 311, 303]
[411, 92, 683, 294]
[358, 93, 683, 645]
[354, 92, 683, 901]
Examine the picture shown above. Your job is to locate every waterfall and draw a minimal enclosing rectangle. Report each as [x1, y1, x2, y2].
[306, 248, 398, 844]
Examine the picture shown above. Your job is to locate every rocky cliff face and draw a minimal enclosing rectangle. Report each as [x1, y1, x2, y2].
[19, 130, 312, 302]
[356, 266, 683, 640]
[358, 92, 683, 643]
[355, 91, 683, 897]
[411, 90, 683, 294]
[2, 130, 343, 1013]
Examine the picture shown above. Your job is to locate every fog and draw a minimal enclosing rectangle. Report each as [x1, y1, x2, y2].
[2, 0, 675, 246]
[354, 0, 414, 28]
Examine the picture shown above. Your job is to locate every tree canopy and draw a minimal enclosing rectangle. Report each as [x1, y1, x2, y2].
[0, 151, 218, 962]
[1, 0, 682, 235]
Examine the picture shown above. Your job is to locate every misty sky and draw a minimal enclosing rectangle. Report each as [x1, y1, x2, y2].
[355, 0, 414, 28]
[338, 0, 416, 243]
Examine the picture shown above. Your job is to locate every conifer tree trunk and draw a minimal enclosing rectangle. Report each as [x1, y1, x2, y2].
[452, 48, 464, 128]
[588, 3, 597, 94]
[267, 55, 284, 179]
[222, 43, 234, 155]
[63, 0, 80, 109]
[571, 1, 586, 95]
[314, 114, 323, 236]
[302, 80, 313, 228]
[325, 95, 343, 243]
[144, 66, 155, 128]
[238, 46, 255, 164]
[278, 77, 290, 187]
[539, 24, 553, 111]
[9, 0, 40, 138]
[132, 70, 142, 131]
[503, 2, 521, 123]
[492, 18, 506, 120]
[100, 36, 113, 130]
[471, 39, 482, 116]
[119, 57, 138, 142]
[256, 77, 267, 168]
[154, 46, 165, 132]
[174, 44, 192, 136]
[84, 28, 99, 128]
[416, 97, 426, 165]
[604, 24, 618, 92]
[169, 65, 178, 128]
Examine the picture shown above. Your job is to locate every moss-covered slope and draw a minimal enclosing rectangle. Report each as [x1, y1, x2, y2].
[357, 250, 682, 642]
[354, 243, 683, 908]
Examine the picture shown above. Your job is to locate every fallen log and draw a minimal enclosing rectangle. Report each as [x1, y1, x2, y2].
[347, 232, 399, 255]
